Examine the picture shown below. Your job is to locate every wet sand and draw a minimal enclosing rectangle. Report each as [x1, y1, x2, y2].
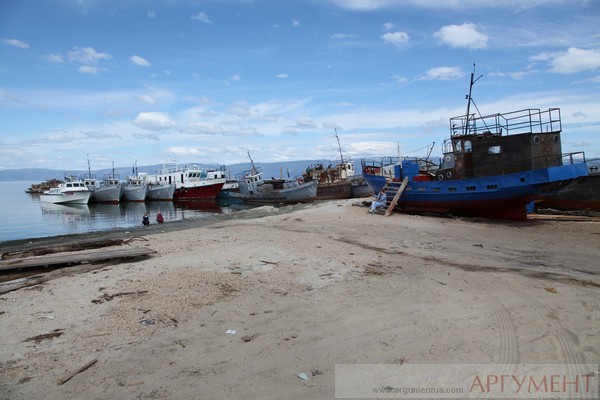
[1, 200, 599, 399]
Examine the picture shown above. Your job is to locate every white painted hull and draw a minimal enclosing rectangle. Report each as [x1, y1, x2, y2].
[40, 191, 91, 204]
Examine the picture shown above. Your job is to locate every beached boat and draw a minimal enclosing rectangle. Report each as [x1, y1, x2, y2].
[232, 153, 317, 204]
[303, 161, 355, 200]
[40, 179, 91, 205]
[302, 130, 369, 200]
[148, 163, 225, 201]
[350, 177, 372, 198]
[361, 68, 588, 220]
[537, 159, 600, 211]
[121, 175, 147, 202]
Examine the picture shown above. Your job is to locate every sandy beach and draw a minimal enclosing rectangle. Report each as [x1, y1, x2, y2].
[1, 200, 599, 399]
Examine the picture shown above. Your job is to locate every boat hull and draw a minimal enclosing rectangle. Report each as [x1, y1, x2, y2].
[40, 191, 91, 205]
[122, 186, 147, 202]
[537, 172, 600, 210]
[174, 182, 225, 200]
[146, 184, 175, 201]
[365, 163, 588, 220]
[90, 185, 122, 204]
[315, 182, 353, 200]
[233, 180, 317, 204]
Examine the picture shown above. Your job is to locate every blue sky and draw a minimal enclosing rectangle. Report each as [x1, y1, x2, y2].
[1, 0, 599, 171]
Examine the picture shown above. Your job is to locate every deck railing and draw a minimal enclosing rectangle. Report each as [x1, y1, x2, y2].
[450, 108, 562, 137]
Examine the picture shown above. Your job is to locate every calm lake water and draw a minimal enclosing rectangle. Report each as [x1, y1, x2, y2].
[0, 181, 243, 244]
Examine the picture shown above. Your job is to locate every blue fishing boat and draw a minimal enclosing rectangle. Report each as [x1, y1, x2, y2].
[361, 68, 588, 220]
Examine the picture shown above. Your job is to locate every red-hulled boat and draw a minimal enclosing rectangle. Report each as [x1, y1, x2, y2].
[149, 164, 226, 200]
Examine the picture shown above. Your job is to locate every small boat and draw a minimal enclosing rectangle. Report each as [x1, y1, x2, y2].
[149, 163, 225, 201]
[40, 178, 91, 205]
[302, 130, 365, 200]
[361, 67, 588, 221]
[232, 152, 317, 204]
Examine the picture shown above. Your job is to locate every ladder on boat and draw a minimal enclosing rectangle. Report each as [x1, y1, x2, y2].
[384, 177, 409, 217]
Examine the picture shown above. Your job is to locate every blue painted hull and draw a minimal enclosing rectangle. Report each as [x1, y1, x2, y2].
[364, 163, 588, 220]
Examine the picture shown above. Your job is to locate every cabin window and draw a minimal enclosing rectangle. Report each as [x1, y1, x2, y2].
[431, 187, 441, 192]
[464, 140, 472, 153]
[466, 186, 477, 191]
[454, 140, 462, 153]
[448, 187, 457, 192]
[486, 184, 498, 190]
[488, 146, 502, 154]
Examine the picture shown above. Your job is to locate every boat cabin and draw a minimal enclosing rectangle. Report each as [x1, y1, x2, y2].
[435, 108, 565, 181]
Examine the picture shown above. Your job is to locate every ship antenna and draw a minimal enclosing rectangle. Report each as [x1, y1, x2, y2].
[464, 63, 483, 135]
[334, 127, 344, 164]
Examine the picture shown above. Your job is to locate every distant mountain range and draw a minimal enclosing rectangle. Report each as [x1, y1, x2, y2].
[0, 159, 363, 183]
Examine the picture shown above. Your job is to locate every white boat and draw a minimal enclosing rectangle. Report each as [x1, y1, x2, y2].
[122, 175, 147, 202]
[40, 180, 91, 204]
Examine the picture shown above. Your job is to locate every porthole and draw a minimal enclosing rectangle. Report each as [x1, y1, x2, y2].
[533, 135, 541, 144]
[553, 134, 560, 143]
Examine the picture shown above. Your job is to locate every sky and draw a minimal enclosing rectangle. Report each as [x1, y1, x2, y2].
[1, 0, 600, 172]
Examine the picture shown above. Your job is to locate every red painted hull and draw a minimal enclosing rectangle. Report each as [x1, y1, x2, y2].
[174, 182, 225, 200]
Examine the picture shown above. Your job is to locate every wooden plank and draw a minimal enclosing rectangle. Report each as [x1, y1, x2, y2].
[0, 248, 156, 271]
[385, 177, 409, 217]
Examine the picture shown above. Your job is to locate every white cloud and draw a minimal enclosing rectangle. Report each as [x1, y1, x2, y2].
[68, 47, 111, 64]
[292, 19, 301, 27]
[422, 67, 464, 80]
[43, 53, 64, 63]
[130, 55, 151, 67]
[546, 47, 600, 74]
[191, 11, 212, 24]
[380, 31, 409, 47]
[434, 23, 488, 49]
[276, 73, 289, 79]
[1, 38, 29, 49]
[147, 10, 155, 18]
[383, 22, 394, 31]
[79, 66, 99, 75]
[133, 112, 176, 130]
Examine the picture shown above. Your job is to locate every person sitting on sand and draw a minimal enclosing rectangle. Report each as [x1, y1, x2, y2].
[142, 213, 150, 227]
[369, 187, 387, 214]
[156, 213, 164, 224]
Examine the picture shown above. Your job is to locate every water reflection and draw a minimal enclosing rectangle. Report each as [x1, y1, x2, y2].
[38, 200, 227, 233]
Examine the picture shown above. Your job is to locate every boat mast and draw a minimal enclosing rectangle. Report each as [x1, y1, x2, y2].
[247, 150, 257, 175]
[334, 128, 344, 164]
[86, 153, 91, 178]
[464, 63, 483, 135]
